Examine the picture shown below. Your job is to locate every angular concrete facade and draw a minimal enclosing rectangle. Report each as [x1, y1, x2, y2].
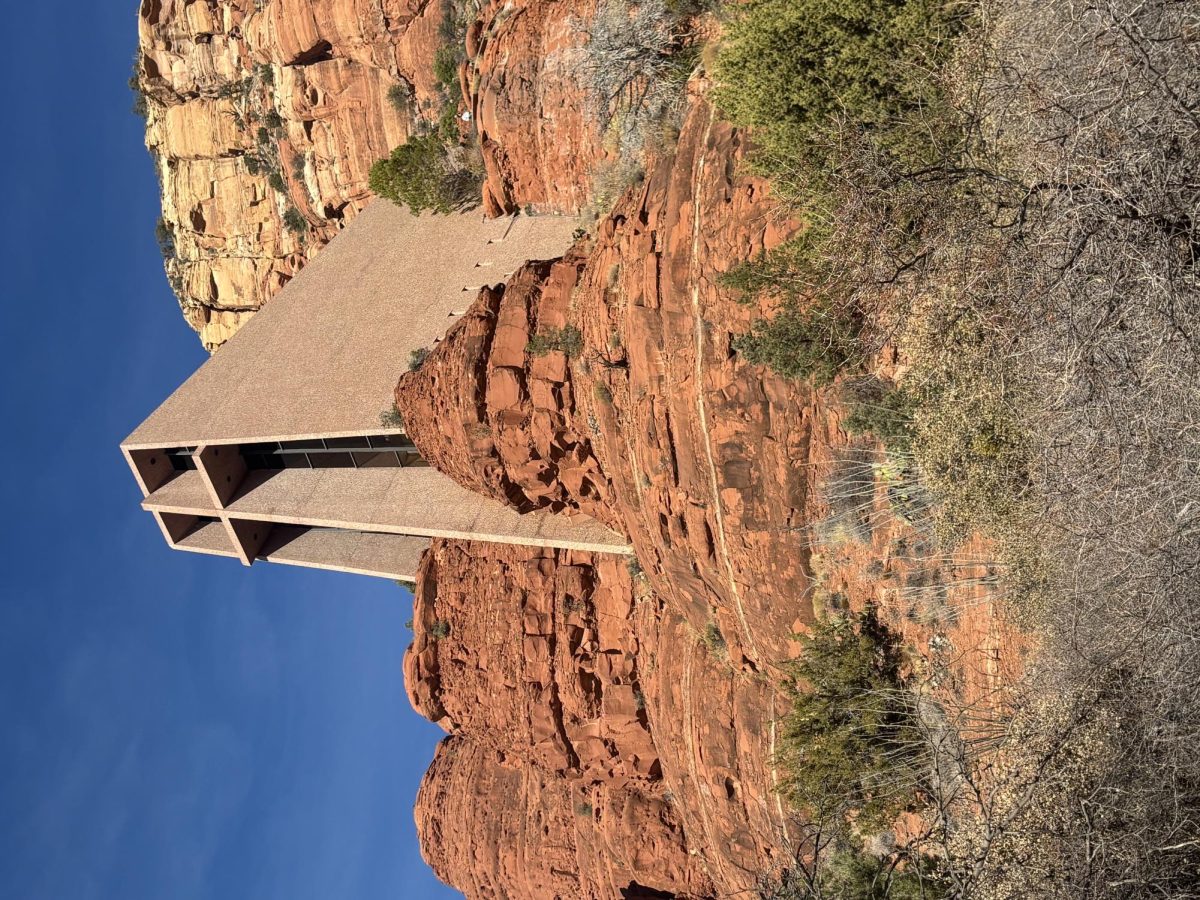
[123, 202, 630, 581]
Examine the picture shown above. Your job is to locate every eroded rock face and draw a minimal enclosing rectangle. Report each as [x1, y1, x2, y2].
[406, 539, 801, 897]
[395, 252, 619, 529]
[137, 0, 441, 349]
[138, 0, 600, 349]
[398, 99, 815, 671]
[467, 0, 603, 215]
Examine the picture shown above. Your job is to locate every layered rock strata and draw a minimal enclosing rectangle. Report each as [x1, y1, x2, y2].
[407, 539, 797, 898]
[397, 99, 815, 671]
[467, 0, 603, 215]
[137, 0, 600, 349]
[397, 99, 817, 897]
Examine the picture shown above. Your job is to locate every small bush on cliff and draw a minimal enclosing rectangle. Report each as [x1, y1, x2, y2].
[408, 347, 430, 371]
[379, 406, 405, 429]
[701, 622, 727, 658]
[282, 208, 307, 234]
[154, 217, 176, 261]
[732, 298, 862, 386]
[777, 605, 921, 832]
[527, 325, 584, 358]
[433, 45, 462, 90]
[387, 83, 414, 115]
[369, 134, 479, 214]
[429, 620, 451, 640]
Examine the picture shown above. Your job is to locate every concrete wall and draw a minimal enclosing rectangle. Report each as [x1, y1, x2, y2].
[141, 466, 629, 555]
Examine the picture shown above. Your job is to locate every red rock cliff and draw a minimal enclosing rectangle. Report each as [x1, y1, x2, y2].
[406, 539, 798, 898]
[397, 99, 819, 897]
[136, 0, 599, 349]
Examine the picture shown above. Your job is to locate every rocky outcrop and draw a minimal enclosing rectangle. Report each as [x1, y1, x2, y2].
[397, 102, 822, 895]
[467, 0, 603, 215]
[394, 252, 619, 529]
[136, 0, 443, 348]
[398, 98, 815, 671]
[406, 539, 795, 898]
[399, 95, 1028, 898]
[137, 0, 601, 349]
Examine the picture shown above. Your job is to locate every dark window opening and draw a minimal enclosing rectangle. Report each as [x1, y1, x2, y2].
[165, 446, 198, 471]
[240, 436, 426, 471]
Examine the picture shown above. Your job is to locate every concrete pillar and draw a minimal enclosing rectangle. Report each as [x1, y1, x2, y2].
[196, 444, 248, 507]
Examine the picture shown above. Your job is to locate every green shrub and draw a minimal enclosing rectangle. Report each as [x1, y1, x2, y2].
[379, 406, 405, 429]
[437, 100, 461, 146]
[719, 252, 794, 301]
[387, 83, 413, 114]
[290, 152, 306, 179]
[256, 126, 272, 146]
[840, 378, 917, 452]
[777, 606, 920, 832]
[526, 325, 584, 357]
[154, 217, 176, 261]
[128, 58, 149, 119]
[256, 63, 274, 85]
[429, 620, 451, 640]
[732, 299, 861, 385]
[244, 155, 263, 175]
[268, 171, 287, 193]
[282, 208, 307, 234]
[702, 622, 727, 657]
[408, 347, 430, 371]
[263, 109, 284, 132]
[712, 0, 964, 169]
[433, 44, 463, 89]
[575, 801, 594, 817]
[369, 134, 478, 214]
[759, 848, 945, 899]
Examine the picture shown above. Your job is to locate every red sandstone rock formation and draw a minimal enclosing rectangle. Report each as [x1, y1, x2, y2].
[467, 0, 603, 215]
[394, 252, 619, 529]
[137, 0, 599, 349]
[397, 96, 1029, 897]
[406, 539, 797, 897]
[396, 100, 819, 897]
[397, 98, 815, 670]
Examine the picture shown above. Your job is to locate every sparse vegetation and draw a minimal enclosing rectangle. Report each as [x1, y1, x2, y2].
[407, 347, 430, 371]
[154, 217, 176, 261]
[839, 378, 916, 453]
[369, 133, 480, 214]
[777, 606, 920, 832]
[432, 44, 462, 89]
[387, 82, 414, 115]
[429, 620, 451, 640]
[573, 0, 700, 210]
[723, 0, 1200, 892]
[379, 406, 405, 429]
[526, 325, 584, 358]
[282, 207, 307, 234]
[701, 621, 726, 658]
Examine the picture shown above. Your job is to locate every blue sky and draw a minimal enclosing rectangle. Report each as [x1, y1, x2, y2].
[0, 5, 458, 898]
